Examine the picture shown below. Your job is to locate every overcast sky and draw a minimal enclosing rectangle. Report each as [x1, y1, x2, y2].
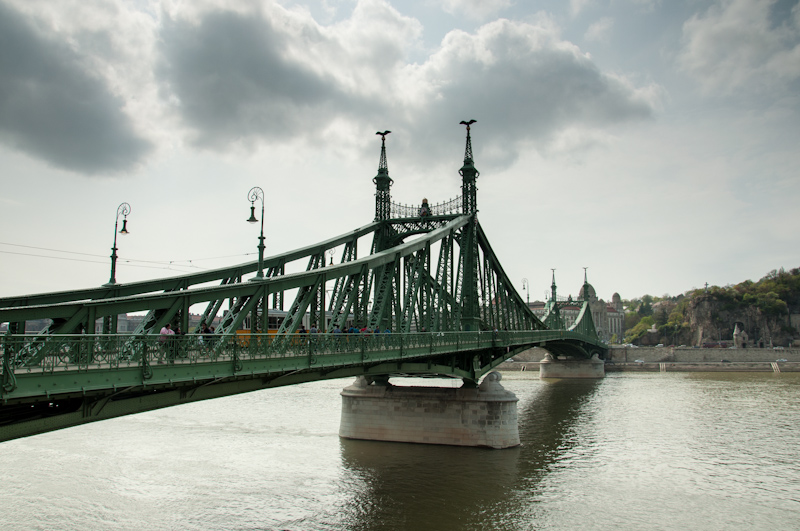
[1, 0, 798, 303]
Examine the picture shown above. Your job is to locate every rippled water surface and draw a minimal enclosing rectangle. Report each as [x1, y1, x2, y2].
[1, 372, 799, 530]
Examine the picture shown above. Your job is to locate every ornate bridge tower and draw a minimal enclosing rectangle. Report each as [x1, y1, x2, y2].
[374, 131, 393, 222]
[459, 120, 481, 331]
[547, 269, 564, 330]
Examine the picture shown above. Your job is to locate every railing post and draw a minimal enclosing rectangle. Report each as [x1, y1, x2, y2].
[232, 338, 241, 373]
[140, 336, 152, 381]
[308, 333, 317, 367]
[2, 332, 18, 393]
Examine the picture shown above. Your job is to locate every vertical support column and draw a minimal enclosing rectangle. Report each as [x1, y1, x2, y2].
[459, 120, 481, 331]
[320, 273, 327, 332]
[86, 307, 97, 334]
[181, 297, 189, 334]
[261, 284, 270, 334]
[101, 287, 119, 334]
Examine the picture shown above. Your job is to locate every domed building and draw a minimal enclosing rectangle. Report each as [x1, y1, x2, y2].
[578, 283, 596, 300]
[527, 277, 625, 343]
[577, 282, 624, 343]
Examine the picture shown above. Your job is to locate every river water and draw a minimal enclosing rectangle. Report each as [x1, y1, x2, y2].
[1, 372, 799, 530]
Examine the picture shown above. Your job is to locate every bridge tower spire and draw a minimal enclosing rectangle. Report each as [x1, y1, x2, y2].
[546, 268, 564, 330]
[374, 131, 393, 221]
[459, 120, 479, 214]
[581, 267, 589, 301]
[458, 120, 481, 331]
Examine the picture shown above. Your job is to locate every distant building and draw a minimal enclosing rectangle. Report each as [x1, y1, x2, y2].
[528, 282, 623, 343]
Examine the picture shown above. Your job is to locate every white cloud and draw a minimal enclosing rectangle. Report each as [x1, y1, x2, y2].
[570, 0, 595, 17]
[679, 0, 800, 93]
[437, 0, 513, 20]
[401, 17, 660, 167]
[585, 16, 614, 42]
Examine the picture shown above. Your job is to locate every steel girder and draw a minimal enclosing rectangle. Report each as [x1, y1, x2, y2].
[1, 214, 604, 369]
[0, 217, 472, 363]
[0, 221, 382, 328]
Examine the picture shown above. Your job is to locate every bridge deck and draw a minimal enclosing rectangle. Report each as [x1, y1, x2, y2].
[2, 330, 597, 402]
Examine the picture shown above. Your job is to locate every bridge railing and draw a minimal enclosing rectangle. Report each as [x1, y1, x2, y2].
[2, 330, 596, 376]
[390, 196, 462, 218]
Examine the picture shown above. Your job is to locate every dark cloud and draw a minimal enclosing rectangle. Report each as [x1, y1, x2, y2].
[0, 2, 152, 175]
[158, 10, 362, 147]
[769, 0, 800, 30]
[157, 8, 656, 169]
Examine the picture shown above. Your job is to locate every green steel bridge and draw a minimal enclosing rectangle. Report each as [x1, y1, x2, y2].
[0, 124, 607, 442]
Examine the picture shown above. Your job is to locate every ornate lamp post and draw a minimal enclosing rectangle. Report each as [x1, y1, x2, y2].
[522, 278, 529, 305]
[326, 248, 335, 266]
[107, 202, 130, 285]
[247, 187, 266, 280]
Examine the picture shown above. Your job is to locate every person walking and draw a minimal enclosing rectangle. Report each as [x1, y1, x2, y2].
[158, 323, 175, 363]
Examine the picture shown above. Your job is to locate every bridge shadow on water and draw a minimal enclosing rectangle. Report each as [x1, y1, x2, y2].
[332, 378, 601, 531]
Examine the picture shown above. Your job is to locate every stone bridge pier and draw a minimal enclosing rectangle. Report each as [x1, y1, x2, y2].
[538, 352, 605, 379]
[339, 371, 519, 449]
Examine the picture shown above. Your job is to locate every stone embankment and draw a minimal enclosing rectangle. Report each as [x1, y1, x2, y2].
[608, 346, 800, 363]
[499, 347, 800, 373]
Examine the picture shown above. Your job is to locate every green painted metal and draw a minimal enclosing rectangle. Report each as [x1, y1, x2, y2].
[458, 120, 481, 331]
[0, 327, 603, 441]
[0, 123, 609, 441]
[374, 131, 393, 222]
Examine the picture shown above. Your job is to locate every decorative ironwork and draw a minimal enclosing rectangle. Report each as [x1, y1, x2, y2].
[106, 202, 131, 286]
[247, 187, 266, 280]
[389, 196, 462, 218]
[1, 329, 600, 376]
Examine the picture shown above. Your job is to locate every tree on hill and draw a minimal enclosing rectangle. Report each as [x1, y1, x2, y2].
[622, 267, 799, 346]
[625, 316, 654, 344]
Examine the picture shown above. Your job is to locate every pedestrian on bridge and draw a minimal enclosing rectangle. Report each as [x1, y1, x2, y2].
[158, 323, 175, 364]
[419, 198, 431, 217]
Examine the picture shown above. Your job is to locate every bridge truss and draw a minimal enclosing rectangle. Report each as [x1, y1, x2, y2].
[0, 124, 607, 441]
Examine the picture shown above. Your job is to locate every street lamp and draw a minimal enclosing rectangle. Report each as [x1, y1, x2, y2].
[326, 248, 335, 266]
[106, 202, 130, 285]
[247, 187, 266, 280]
[522, 278, 529, 305]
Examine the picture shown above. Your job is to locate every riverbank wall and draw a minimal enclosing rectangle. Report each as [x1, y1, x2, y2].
[500, 346, 800, 373]
[500, 361, 800, 372]
[607, 346, 800, 363]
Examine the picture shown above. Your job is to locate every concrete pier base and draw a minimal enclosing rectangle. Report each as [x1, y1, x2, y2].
[339, 371, 519, 449]
[539, 353, 605, 379]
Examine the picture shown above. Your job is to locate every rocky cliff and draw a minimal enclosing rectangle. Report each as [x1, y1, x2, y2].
[686, 294, 793, 347]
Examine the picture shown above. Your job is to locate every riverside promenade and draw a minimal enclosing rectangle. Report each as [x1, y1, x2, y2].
[500, 346, 800, 373]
